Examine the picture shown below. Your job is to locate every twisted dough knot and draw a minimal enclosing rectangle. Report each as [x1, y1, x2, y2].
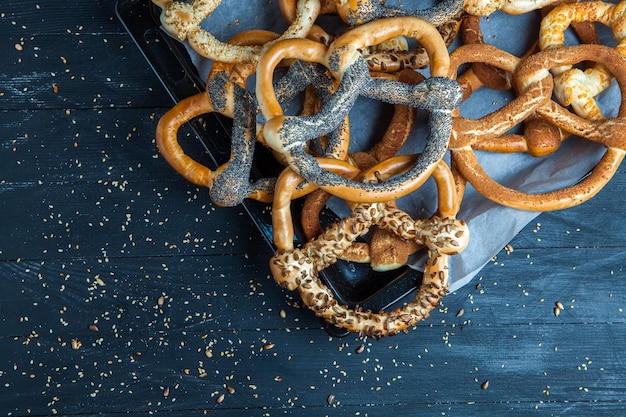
[269, 201, 466, 337]
[553, 67, 612, 120]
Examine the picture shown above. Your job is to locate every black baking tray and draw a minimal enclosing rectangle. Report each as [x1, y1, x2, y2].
[115, 0, 428, 336]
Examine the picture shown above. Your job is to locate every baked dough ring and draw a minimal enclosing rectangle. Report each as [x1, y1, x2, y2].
[156, 31, 276, 206]
[258, 17, 462, 203]
[450, 44, 626, 211]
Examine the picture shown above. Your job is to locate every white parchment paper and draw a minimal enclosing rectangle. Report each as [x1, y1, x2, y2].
[172, 0, 619, 292]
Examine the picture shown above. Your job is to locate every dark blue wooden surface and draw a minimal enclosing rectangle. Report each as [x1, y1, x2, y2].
[1, 1, 625, 416]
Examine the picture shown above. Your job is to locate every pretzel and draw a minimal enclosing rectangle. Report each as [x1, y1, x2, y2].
[156, 31, 270, 206]
[269, 155, 468, 337]
[539, 0, 625, 119]
[152, 0, 321, 64]
[156, 32, 343, 206]
[449, 43, 626, 210]
[258, 17, 462, 204]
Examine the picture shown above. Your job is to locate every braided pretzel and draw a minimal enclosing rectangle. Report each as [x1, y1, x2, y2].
[539, 0, 625, 120]
[449, 43, 626, 211]
[269, 155, 468, 337]
[257, 17, 462, 204]
[152, 0, 321, 64]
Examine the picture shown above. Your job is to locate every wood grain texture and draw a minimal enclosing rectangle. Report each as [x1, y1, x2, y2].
[0, 0, 625, 416]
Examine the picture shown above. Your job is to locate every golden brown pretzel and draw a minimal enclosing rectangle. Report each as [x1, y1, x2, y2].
[269, 155, 468, 338]
[280, 0, 338, 44]
[463, 0, 564, 15]
[156, 30, 340, 206]
[449, 43, 626, 211]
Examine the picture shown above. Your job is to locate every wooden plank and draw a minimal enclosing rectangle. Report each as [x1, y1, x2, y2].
[509, 169, 626, 250]
[0, 33, 171, 110]
[0, 108, 212, 183]
[0, 0, 124, 36]
[1, 322, 625, 415]
[0, 245, 623, 338]
[0, 253, 307, 339]
[443, 246, 626, 326]
[0, 180, 264, 261]
[10, 401, 621, 417]
[0, 244, 626, 338]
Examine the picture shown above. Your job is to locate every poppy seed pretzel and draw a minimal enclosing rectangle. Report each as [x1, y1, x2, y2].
[539, 0, 626, 120]
[270, 155, 468, 337]
[258, 17, 462, 204]
[152, 0, 321, 64]
[157, 31, 343, 206]
[449, 43, 626, 211]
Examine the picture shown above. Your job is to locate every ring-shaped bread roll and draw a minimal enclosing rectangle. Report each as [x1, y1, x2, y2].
[302, 70, 425, 270]
[153, 0, 321, 64]
[258, 17, 462, 203]
[452, 44, 626, 211]
[156, 31, 283, 206]
[269, 156, 468, 338]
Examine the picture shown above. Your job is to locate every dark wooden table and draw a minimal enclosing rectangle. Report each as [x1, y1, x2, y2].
[1, 1, 625, 415]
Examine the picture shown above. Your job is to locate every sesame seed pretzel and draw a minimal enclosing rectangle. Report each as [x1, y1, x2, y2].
[152, 0, 321, 64]
[257, 17, 462, 204]
[280, 0, 339, 44]
[269, 156, 468, 338]
[449, 43, 626, 211]
[539, 0, 626, 120]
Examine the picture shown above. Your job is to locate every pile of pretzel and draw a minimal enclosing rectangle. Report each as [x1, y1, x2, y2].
[153, 0, 626, 337]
